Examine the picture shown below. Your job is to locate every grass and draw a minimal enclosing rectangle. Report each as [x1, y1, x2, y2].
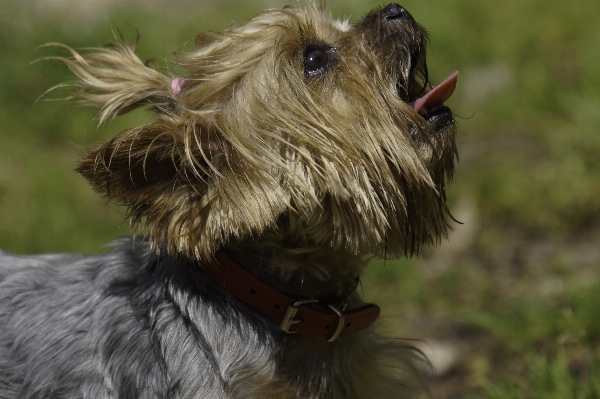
[1, 0, 599, 397]
[475, 350, 600, 399]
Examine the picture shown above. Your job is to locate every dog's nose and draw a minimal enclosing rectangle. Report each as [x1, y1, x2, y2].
[381, 3, 414, 22]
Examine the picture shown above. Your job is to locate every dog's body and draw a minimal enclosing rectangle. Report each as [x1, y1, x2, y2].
[0, 3, 457, 398]
[0, 239, 417, 398]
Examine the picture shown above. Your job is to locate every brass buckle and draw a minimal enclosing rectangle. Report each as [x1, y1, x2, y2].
[326, 304, 346, 342]
[280, 298, 318, 333]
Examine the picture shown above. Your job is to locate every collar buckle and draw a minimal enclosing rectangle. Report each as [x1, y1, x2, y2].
[325, 304, 345, 342]
[280, 299, 348, 342]
[280, 298, 319, 333]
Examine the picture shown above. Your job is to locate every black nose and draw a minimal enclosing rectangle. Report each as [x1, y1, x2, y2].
[381, 3, 414, 22]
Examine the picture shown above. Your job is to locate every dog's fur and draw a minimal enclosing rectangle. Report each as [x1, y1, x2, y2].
[0, 3, 457, 398]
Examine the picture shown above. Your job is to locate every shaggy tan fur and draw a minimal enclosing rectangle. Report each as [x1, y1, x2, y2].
[44, 3, 457, 397]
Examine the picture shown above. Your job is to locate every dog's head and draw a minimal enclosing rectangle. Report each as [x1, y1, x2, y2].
[59, 3, 457, 260]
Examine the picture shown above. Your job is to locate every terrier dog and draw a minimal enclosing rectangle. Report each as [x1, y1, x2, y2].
[0, 3, 458, 398]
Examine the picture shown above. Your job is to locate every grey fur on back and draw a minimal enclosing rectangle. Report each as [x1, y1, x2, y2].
[0, 239, 421, 399]
[0, 238, 286, 398]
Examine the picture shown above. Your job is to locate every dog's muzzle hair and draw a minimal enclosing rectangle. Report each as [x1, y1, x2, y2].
[1, 3, 458, 399]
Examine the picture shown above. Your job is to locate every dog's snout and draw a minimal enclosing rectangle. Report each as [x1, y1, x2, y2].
[381, 3, 414, 22]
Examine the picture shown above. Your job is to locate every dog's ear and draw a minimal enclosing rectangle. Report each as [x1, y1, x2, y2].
[77, 116, 237, 258]
[76, 118, 211, 204]
[77, 115, 291, 260]
[46, 41, 174, 123]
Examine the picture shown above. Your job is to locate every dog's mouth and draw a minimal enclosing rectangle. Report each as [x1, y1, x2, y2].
[410, 71, 458, 118]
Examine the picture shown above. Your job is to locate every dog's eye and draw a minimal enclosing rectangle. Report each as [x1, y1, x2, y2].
[304, 48, 330, 75]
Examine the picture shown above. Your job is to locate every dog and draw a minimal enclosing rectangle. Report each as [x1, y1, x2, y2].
[0, 3, 458, 398]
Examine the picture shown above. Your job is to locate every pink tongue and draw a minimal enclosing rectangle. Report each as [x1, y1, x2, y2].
[411, 70, 459, 113]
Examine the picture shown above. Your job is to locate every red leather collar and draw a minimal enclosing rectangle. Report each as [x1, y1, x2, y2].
[198, 250, 380, 342]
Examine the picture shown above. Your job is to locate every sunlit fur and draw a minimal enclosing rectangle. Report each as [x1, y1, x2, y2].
[53, 4, 456, 264]
[0, 3, 457, 398]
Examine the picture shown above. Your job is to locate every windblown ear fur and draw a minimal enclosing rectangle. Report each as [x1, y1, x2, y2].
[51, 39, 296, 260]
[46, 41, 173, 123]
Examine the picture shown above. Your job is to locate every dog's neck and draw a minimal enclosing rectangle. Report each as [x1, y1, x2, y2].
[224, 239, 367, 302]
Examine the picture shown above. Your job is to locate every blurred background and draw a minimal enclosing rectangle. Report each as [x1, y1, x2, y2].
[1, 0, 599, 397]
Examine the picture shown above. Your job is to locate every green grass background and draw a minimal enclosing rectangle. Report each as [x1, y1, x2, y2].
[1, 0, 599, 397]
